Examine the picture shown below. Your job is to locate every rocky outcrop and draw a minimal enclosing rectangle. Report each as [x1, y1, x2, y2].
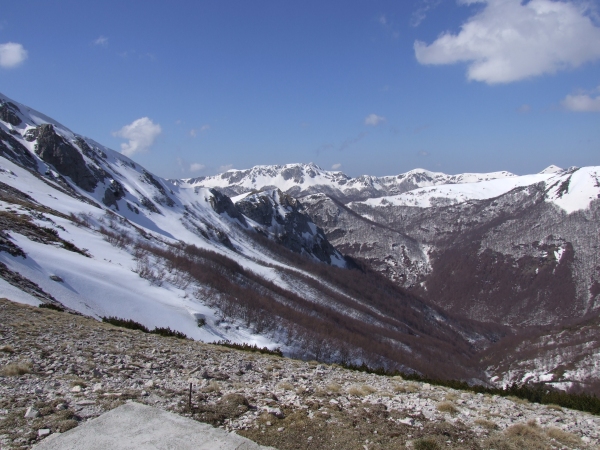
[207, 189, 247, 226]
[141, 171, 174, 207]
[102, 179, 126, 210]
[302, 193, 429, 286]
[0, 101, 22, 126]
[237, 189, 343, 265]
[0, 128, 38, 170]
[33, 124, 99, 192]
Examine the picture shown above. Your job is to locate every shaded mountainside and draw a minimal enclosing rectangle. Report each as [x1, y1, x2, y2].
[0, 91, 506, 383]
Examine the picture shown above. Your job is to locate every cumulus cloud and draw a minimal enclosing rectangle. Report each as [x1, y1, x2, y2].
[562, 89, 600, 112]
[190, 163, 205, 172]
[0, 42, 28, 68]
[113, 117, 162, 156]
[93, 36, 108, 46]
[365, 114, 386, 126]
[331, 163, 342, 170]
[414, 0, 600, 84]
[219, 164, 233, 172]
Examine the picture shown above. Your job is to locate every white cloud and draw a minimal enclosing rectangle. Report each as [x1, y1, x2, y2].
[0, 42, 28, 68]
[411, 0, 442, 27]
[219, 164, 233, 172]
[562, 90, 600, 112]
[379, 14, 388, 25]
[190, 163, 205, 172]
[414, 0, 600, 84]
[364, 114, 386, 126]
[331, 163, 342, 170]
[93, 36, 108, 46]
[113, 117, 162, 156]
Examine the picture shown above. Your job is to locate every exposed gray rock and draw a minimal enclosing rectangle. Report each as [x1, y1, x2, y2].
[207, 189, 247, 226]
[0, 101, 22, 126]
[34, 124, 99, 192]
[237, 189, 343, 265]
[0, 128, 38, 170]
[102, 179, 126, 210]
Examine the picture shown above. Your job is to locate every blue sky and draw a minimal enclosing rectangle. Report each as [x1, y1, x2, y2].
[1, 0, 599, 178]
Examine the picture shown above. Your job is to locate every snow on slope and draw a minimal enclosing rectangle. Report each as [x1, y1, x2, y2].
[1, 92, 356, 349]
[356, 167, 600, 214]
[0, 156, 276, 347]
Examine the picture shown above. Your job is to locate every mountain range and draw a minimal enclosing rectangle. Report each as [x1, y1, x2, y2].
[1, 92, 599, 393]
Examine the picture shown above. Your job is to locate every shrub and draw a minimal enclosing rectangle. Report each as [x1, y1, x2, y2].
[101, 316, 188, 339]
[197, 317, 206, 327]
[212, 340, 283, 357]
[150, 327, 188, 339]
[39, 303, 64, 312]
[413, 437, 440, 450]
[102, 316, 149, 333]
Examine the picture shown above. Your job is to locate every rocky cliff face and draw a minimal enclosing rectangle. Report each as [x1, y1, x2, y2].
[236, 189, 345, 265]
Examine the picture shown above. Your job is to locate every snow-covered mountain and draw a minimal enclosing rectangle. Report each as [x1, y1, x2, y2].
[178, 163, 516, 202]
[0, 92, 501, 382]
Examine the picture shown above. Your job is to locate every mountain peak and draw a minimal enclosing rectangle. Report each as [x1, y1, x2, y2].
[539, 165, 563, 174]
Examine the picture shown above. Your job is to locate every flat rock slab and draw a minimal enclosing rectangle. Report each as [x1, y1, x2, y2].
[32, 402, 275, 450]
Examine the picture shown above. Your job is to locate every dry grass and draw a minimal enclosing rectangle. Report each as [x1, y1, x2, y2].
[347, 384, 377, 397]
[506, 395, 529, 405]
[545, 426, 581, 447]
[445, 392, 458, 401]
[277, 381, 294, 391]
[69, 377, 87, 388]
[0, 345, 14, 353]
[392, 382, 419, 394]
[484, 422, 551, 450]
[545, 403, 563, 412]
[325, 383, 341, 394]
[474, 418, 498, 430]
[0, 360, 32, 376]
[202, 380, 221, 393]
[436, 401, 459, 415]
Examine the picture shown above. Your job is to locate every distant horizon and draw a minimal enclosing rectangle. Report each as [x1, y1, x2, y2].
[2, 0, 599, 178]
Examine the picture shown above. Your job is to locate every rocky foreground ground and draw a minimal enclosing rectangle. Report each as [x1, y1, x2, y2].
[0, 298, 599, 450]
